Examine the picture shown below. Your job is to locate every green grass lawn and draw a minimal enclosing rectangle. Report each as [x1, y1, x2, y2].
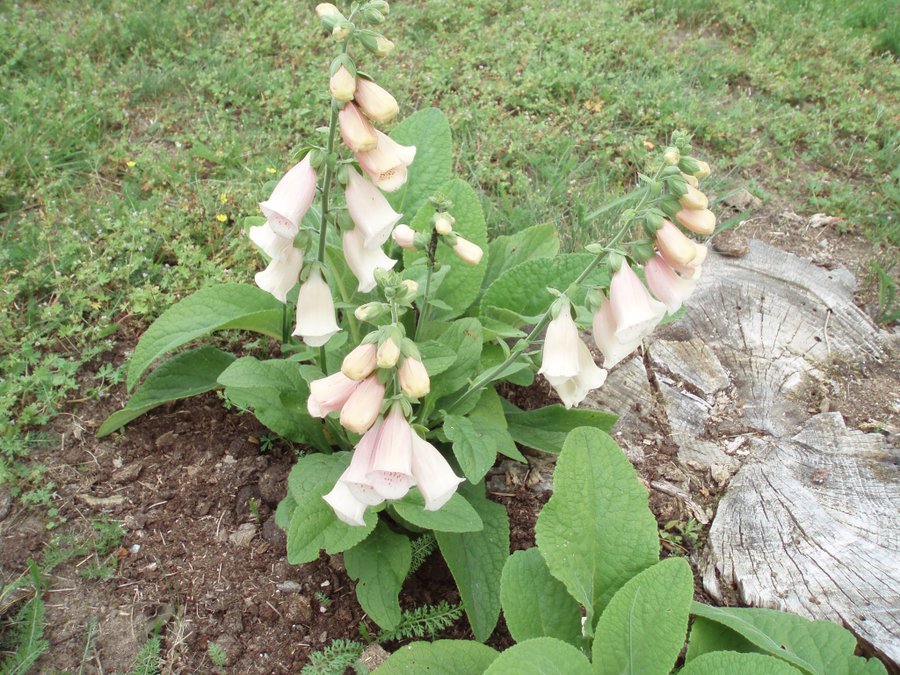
[1, 0, 897, 488]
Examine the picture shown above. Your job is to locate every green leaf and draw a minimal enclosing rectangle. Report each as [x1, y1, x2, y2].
[688, 604, 888, 675]
[98, 347, 235, 437]
[419, 340, 459, 378]
[274, 494, 297, 530]
[344, 521, 411, 630]
[483, 637, 592, 675]
[502, 400, 617, 454]
[392, 490, 483, 533]
[428, 318, 483, 401]
[479, 343, 534, 388]
[468, 389, 526, 462]
[535, 427, 659, 628]
[388, 108, 454, 222]
[218, 357, 330, 452]
[283, 453, 377, 564]
[127, 283, 283, 389]
[436, 486, 509, 642]
[444, 414, 497, 483]
[480, 253, 608, 326]
[375, 640, 498, 674]
[679, 651, 804, 675]
[500, 549, 582, 646]
[592, 557, 694, 675]
[482, 223, 560, 295]
[405, 179, 488, 319]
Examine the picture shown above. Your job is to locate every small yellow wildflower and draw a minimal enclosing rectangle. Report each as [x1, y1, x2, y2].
[266, 167, 277, 174]
[219, 192, 228, 204]
[216, 213, 228, 223]
[126, 161, 136, 168]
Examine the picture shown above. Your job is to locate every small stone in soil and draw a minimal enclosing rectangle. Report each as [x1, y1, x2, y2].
[228, 523, 257, 547]
[282, 594, 314, 624]
[112, 461, 143, 483]
[712, 231, 750, 257]
[360, 644, 390, 669]
[155, 430, 177, 449]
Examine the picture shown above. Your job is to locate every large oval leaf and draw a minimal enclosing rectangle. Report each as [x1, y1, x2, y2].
[680, 651, 803, 674]
[484, 637, 591, 675]
[375, 640, 498, 674]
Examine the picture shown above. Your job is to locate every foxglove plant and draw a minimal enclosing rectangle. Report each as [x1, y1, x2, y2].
[103, 0, 718, 640]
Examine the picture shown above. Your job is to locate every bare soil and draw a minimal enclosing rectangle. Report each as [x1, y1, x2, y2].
[1, 211, 895, 672]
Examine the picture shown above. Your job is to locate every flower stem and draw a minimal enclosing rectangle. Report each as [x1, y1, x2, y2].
[414, 229, 439, 341]
[315, 103, 341, 369]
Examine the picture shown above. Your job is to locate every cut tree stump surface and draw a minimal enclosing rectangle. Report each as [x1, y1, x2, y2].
[585, 239, 899, 663]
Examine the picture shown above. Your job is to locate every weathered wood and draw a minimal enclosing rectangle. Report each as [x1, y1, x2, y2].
[584, 240, 898, 662]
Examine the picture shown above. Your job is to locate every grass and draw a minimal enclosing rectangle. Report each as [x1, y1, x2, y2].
[0, 0, 897, 490]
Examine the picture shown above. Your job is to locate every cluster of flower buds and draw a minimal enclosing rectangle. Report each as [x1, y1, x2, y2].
[540, 154, 714, 409]
[390, 208, 484, 266]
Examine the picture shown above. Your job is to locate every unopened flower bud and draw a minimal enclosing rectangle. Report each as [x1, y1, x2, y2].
[377, 335, 401, 368]
[663, 147, 680, 166]
[675, 208, 716, 236]
[452, 236, 483, 265]
[374, 36, 394, 56]
[681, 172, 699, 188]
[392, 224, 417, 249]
[666, 175, 689, 198]
[655, 220, 697, 266]
[316, 3, 341, 19]
[332, 23, 351, 40]
[355, 302, 387, 322]
[338, 102, 377, 152]
[678, 156, 702, 176]
[354, 78, 399, 123]
[630, 240, 656, 264]
[360, 7, 385, 23]
[401, 279, 419, 295]
[329, 65, 356, 102]
[694, 160, 711, 178]
[339, 376, 385, 434]
[399, 356, 430, 398]
[434, 213, 454, 235]
[342, 343, 378, 380]
[679, 184, 709, 211]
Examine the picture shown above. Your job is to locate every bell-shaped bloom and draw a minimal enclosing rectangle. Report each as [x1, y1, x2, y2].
[354, 78, 399, 123]
[323, 480, 368, 527]
[293, 269, 340, 347]
[340, 375, 385, 434]
[644, 254, 698, 314]
[676, 208, 716, 236]
[410, 433, 464, 511]
[376, 336, 401, 369]
[308, 371, 360, 417]
[398, 356, 430, 398]
[249, 221, 294, 260]
[670, 243, 707, 280]
[259, 156, 317, 239]
[329, 65, 356, 102]
[367, 405, 415, 499]
[679, 184, 708, 211]
[452, 236, 483, 265]
[339, 102, 378, 153]
[543, 339, 608, 409]
[356, 131, 416, 192]
[392, 224, 417, 249]
[342, 227, 397, 293]
[608, 262, 666, 344]
[538, 303, 581, 380]
[342, 342, 378, 381]
[655, 219, 697, 266]
[345, 168, 403, 247]
[254, 246, 303, 302]
[339, 419, 387, 506]
[592, 298, 644, 369]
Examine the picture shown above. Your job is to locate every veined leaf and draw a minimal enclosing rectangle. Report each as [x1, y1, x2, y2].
[344, 522, 411, 630]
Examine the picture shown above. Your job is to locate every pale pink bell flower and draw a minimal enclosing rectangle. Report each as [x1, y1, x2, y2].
[308, 371, 360, 417]
[259, 156, 317, 239]
[249, 221, 294, 260]
[354, 78, 399, 123]
[538, 302, 581, 380]
[410, 433, 464, 511]
[608, 262, 666, 344]
[345, 168, 403, 247]
[339, 419, 387, 506]
[322, 480, 368, 527]
[376, 336, 401, 369]
[329, 65, 356, 102]
[339, 375, 386, 434]
[543, 339, 608, 409]
[669, 244, 707, 280]
[452, 236, 483, 265]
[341, 343, 378, 381]
[338, 102, 378, 153]
[293, 268, 340, 347]
[644, 254, 698, 314]
[356, 130, 416, 192]
[342, 227, 397, 293]
[254, 246, 303, 302]
[679, 184, 709, 211]
[366, 405, 416, 500]
[398, 356, 430, 398]
[591, 297, 645, 369]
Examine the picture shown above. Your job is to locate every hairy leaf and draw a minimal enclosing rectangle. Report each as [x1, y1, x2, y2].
[376, 640, 499, 674]
[388, 108, 453, 222]
[344, 522, 411, 630]
[484, 637, 591, 674]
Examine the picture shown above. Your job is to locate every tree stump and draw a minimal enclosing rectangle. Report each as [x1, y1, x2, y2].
[586, 240, 898, 663]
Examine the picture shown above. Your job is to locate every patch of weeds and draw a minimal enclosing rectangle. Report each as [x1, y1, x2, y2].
[129, 634, 162, 675]
[41, 516, 124, 580]
[0, 562, 50, 674]
[660, 517, 705, 555]
[207, 641, 228, 671]
[868, 259, 900, 325]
